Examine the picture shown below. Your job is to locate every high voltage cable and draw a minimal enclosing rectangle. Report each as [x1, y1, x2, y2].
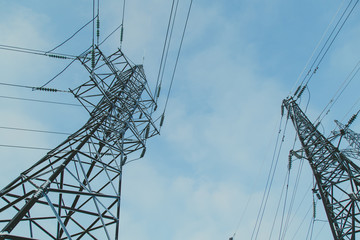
[230, 115, 286, 239]
[279, 135, 305, 239]
[0, 81, 69, 93]
[300, 0, 355, 88]
[40, 57, 78, 88]
[303, 0, 359, 89]
[251, 116, 289, 240]
[1, 13, 98, 57]
[268, 171, 289, 239]
[0, 126, 71, 136]
[162, 0, 193, 120]
[120, 0, 126, 48]
[315, 59, 360, 125]
[158, 0, 180, 104]
[99, 24, 122, 46]
[280, 156, 305, 239]
[47, 16, 98, 53]
[0, 44, 76, 59]
[0, 144, 53, 151]
[155, 0, 177, 102]
[291, 204, 313, 239]
[292, 0, 359, 101]
[302, 0, 358, 88]
[0, 95, 85, 107]
[288, 0, 347, 98]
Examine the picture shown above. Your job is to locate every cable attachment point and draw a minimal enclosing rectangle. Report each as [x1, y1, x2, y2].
[312, 188, 321, 200]
[288, 153, 292, 171]
[297, 85, 307, 99]
[47, 54, 69, 59]
[97, 17, 100, 38]
[32, 87, 60, 92]
[313, 66, 319, 74]
[346, 113, 358, 129]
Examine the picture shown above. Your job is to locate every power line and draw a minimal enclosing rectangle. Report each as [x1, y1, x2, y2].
[40, 57, 78, 88]
[155, 0, 177, 102]
[0, 44, 77, 59]
[0, 126, 71, 136]
[0, 82, 33, 90]
[0, 81, 69, 93]
[162, 0, 193, 122]
[251, 116, 289, 240]
[0, 144, 52, 151]
[47, 16, 98, 53]
[293, 0, 359, 101]
[288, 0, 347, 97]
[0, 95, 85, 107]
[120, 0, 126, 48]
[315, 59, 360, 125]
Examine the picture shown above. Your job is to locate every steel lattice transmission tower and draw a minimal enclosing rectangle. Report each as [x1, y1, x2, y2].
[0, 46, 160, 239]
[283, 98, 360, 240]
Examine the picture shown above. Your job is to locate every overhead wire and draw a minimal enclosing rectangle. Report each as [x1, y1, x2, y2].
[280, 156, 305, 239]
[292, 0, 358, 102]
[0, 82, 37, 90]
[288, 0, 347, 98]
[154, 0, 177, 102]
[341, 95, 360, 122]
[269, 126, 304, 240]
[315, 58, 360, 125]
[161, 0, 193, 125]
[251, 116, 289, 240]
[40, 57, 78, 88]
[158, 0, 180, 102]
[0, 95, 86, 107]
[302, 0, 358, 87]
[1, 14, 99, 56]
[99, 24, 122, 46]
[97, 0, 100, 45]
[120, 0, 126, 48]
[0, 44, 76, 59]
[278, 170, 291, 240]
[0, 81, 69, 93]
[230, 113, 288, 239]
[268, 171, 290, 240]
[0, 144, 53, 151]
[46, 16, 98, 53]
[0, 126, 71, 136]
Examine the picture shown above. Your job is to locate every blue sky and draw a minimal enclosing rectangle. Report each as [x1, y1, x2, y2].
[1, 0, 360, 239]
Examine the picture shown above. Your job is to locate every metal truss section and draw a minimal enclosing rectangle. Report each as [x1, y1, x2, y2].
[283, 98, 360, 240]
[0, 47, 159, 239]
[333, 120, 360, 160]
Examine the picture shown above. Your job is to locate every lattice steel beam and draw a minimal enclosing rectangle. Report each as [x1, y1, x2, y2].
[283, 98, 360, 240]
[0, 47, 159, 239]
